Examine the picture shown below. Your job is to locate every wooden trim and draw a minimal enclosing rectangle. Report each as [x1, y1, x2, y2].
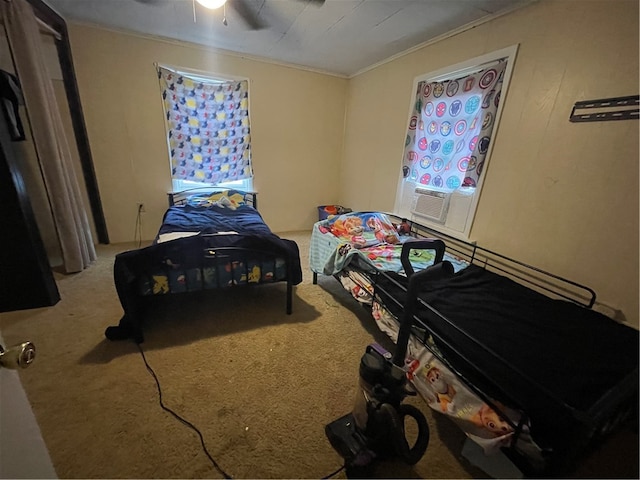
[26, 0, 110, 244]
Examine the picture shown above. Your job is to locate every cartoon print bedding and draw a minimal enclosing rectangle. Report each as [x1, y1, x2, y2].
[370, 284, 554, 468]
[136, 200, 295, 295]
[309, 211, 541, 460]
[309, 211, 466, 276]
[106, 190, 302, 342]
[310, 211, 638, 475]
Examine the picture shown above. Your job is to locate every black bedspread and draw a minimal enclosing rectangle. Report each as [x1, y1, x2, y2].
[376, 264, 638, 448]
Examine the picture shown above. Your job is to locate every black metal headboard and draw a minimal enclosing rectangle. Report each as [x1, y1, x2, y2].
[384, 212, 597, 309]
[167, 189, 258, 210]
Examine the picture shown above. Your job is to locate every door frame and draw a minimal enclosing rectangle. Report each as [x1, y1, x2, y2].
[26, 0, 109, 244]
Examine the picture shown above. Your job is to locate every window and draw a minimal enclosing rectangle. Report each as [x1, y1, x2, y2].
[157, 65, 253, 192]
[171, 177, 253, 193]
[394, 45, 518, 239]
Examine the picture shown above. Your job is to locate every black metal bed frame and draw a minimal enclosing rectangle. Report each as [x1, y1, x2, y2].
[312, 212, 596, 308]
[167, 188, 258, 209]
[106, 189, 298, 343]
[311, 212, 637, 477]
[138, 240, 295, 314]
[163, 189, 292, 310]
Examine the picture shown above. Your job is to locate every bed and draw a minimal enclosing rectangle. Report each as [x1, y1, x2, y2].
[105, 189, 303, 343]
[310, 211, 638, 477]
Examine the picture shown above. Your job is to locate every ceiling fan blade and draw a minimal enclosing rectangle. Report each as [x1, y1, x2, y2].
[231, 0, 267, 30]
[306, 0, 326, 5]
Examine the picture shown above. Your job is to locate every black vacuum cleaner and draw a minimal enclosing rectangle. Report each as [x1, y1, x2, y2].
[325, 343, 430, 477]
[325, 259, 454, 477]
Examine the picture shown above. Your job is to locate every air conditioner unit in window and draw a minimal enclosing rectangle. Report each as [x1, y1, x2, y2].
[411, 187, 450, 223]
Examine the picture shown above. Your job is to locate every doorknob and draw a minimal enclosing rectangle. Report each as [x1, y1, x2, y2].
[0, 342, 36, 369]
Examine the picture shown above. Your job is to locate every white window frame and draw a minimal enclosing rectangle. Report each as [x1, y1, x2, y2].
[172, 177, 254, 193]
[393, 44, 519, 240]
[156, 63, 254, 194]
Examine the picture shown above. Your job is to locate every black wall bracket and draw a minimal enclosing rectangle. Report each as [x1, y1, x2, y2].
[570, 95, 639, 123]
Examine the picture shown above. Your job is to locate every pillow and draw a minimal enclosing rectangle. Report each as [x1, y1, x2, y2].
[186, 190, 246, 209]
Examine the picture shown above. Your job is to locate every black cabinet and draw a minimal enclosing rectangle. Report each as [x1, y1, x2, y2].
[0, 112, 59, 312]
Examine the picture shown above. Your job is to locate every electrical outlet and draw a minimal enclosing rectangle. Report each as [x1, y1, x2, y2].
[137, 203, 145, 213]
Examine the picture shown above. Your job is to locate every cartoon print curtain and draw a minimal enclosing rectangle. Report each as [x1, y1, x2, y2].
[402, 61, 507, 191]
[158, 66, 252, 184]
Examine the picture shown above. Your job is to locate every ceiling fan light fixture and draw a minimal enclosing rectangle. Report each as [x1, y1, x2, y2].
[195, 0, 227, 10]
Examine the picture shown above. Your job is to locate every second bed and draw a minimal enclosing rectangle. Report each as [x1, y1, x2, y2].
[310, 211, 638, 477]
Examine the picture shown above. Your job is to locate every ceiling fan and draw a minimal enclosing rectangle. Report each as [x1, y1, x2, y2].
[136, 0, 326, 31]
[198, 0, 325, 30]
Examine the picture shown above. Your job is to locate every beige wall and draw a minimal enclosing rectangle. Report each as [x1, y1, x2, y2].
[342, 0, 639, 327]
[67, 24, 347, 242]
[66, 0, 638, 327]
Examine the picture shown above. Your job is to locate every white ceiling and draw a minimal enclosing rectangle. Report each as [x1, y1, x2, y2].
[43, 0, 533, 77]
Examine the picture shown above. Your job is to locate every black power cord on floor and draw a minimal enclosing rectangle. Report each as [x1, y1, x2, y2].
[322, 464, 346, 479]
[138, 342, 346, 480]
[136, 342, 233, 479]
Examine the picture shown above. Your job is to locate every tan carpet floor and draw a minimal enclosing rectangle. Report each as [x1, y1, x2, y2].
[0, 230, 637, 479]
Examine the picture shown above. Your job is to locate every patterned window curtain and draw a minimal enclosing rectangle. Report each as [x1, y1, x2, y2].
[158, 66, 252, 185]
[402, 60, 507, 191]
